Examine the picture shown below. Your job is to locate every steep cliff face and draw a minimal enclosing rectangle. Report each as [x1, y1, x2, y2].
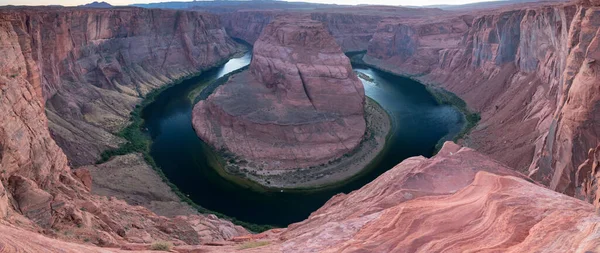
[193, 17, 366, 170]
[364, 3, 600, 200]
[0, 15, 70, 223]
[0, 7, 247, 247]
[220, 11, 383, 52]
[219, 10, 276, 45]
[1, 7, 240, 166]
[309, 13, 383, 53]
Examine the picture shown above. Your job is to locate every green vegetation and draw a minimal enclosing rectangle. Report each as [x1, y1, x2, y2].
[238, 241, 270, 250]
[96, 65, 274, 233]
[426, 86, 481, 152]
[150, 241, 172, 251]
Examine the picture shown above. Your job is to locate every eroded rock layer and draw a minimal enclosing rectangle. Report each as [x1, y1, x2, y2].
[193, 17, 366, 170]
[271, 142, 600, 253]
[1, 7, 240, 166]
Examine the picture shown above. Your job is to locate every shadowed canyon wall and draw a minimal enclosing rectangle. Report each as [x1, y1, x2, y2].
[360, 3, 600, 202]
[219, 11, 384, 53]
[2, 7, 240, 166]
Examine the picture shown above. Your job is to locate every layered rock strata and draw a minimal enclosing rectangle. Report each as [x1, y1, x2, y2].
[1, 7, 240, 166]
[270, 142, 600, 252]
[361, 2, 600, 201]
[193, 17, 366, 170]
[0, 7, 247, 247]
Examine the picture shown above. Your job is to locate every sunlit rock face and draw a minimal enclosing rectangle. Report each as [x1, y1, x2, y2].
[193, 17, 366, 170]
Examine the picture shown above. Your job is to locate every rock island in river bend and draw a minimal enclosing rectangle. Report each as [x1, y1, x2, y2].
[192, 16, 391, 188]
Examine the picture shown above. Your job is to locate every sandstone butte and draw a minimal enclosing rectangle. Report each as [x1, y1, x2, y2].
[192, 16, 367, 170]
[1, 0, 600, 252]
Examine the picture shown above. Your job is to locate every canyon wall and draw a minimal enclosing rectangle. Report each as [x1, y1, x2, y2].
[2, 7, 241, 166]
[363, 3, 600, 201]
[0, 7, 247, 248]
[219, 11, 383, 52]
[218, 2, 600, 207]
[193, 17, 366, 170]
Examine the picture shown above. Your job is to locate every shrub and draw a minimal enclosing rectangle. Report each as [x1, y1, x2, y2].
[150, 241, 172, 251]
[238, 241, 270, 250]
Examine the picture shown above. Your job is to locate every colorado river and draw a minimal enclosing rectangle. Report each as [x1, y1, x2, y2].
[142, 51, 463, 227]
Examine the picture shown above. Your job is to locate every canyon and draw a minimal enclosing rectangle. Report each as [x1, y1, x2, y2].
[30, 7, 241, 167]
[1, 0, 600, 252]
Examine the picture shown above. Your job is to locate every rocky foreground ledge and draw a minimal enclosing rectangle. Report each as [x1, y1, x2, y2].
[2, 142, 599, 252]
[192, 17, 375, 187]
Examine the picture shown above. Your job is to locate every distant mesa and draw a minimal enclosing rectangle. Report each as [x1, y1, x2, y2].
[79, 1, 112, 8]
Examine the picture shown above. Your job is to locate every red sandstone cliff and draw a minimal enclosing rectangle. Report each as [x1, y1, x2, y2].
[0, 7, 247, 248]
[192, 17, 366, 170]
[1, 7, 241, 166]
[218, 7, 449, 53]
[219, 11, 383, 53]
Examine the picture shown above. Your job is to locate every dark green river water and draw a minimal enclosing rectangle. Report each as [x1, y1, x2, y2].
[142, 52, 463, 227]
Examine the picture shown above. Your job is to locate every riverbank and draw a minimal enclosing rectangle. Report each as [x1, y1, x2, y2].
[349, 52, 479, 151]
[93, 51, 274, 233]
[207, 97, 392, 190]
